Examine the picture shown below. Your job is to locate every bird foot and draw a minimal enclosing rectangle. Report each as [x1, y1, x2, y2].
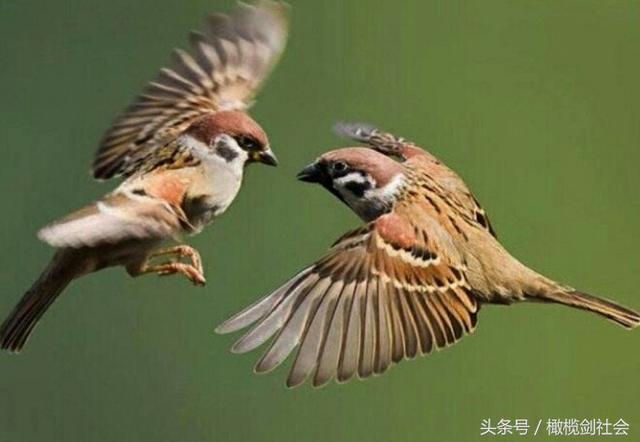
[139, 245, 206, 286]
[150, 245, 204, 275]
[156, 262, 206, 286]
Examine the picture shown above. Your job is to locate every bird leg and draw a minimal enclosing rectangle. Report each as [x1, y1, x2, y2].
[150, 245, 204, 275]
[130, 246, 206, 286]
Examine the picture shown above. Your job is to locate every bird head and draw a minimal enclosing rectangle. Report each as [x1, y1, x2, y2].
[297, 147, 405, 221]
[185, 111, 278, 169]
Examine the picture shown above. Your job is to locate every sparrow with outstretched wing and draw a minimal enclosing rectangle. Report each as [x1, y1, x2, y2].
[217, 123, 639, 387]
[1, 1, 289, 352]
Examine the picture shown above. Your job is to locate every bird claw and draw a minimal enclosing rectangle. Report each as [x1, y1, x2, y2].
[149, 245, 206, 285]
[156, 262, 206, 286]
[155, 246, 203, 271]
[134, 245, 207, 286]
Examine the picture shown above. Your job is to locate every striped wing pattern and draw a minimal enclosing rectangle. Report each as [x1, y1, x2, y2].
[336, 122, 498, 238]
[93, 1, 289, 179]
[334, 122, 413, 157]
[216, 217, 479, 387]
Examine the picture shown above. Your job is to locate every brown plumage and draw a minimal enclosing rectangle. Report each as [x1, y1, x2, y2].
[93, 0, 288, 179]
[216, 123, 639, 387]
[1, 1, 288, 353]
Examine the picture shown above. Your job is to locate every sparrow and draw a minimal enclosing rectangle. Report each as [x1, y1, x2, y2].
[0, 1, 289, 352]
[216, 122, 640, 388]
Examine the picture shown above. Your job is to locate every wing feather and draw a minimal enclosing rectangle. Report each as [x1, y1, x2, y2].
[397, 286, 420, 359]
[386, 282, 406, 363]
[93, 1, 289, 179]
[231, 274, 318, 354]
[374, 277, 393, 374]
[314, 282, 352, 386]
[407, 290, 434, 355]
[337, 280, 362, 382]
[287, 281, 343, 388]
[358, 278, 377, 378]
[335, 122, 499, 238]
[255, 278, 330, 373]
[217, 213, 480, 387]
[215, 268, 313, 334]
[37, 191, 184, 248]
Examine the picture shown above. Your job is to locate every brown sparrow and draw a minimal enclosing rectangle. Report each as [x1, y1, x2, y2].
[0, 1, 289, 352]
[217, 122, 640, 387]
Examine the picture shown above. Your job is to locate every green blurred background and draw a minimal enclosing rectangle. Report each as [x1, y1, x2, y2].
[0, 0, 638, 441]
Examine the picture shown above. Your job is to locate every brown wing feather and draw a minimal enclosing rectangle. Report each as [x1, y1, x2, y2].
[216, 213, 479, 387]
[336, 122, 499, 237]
[334, 122, 426, 160]
[37, 191, 187, 248]
[93, 1, 289, 179]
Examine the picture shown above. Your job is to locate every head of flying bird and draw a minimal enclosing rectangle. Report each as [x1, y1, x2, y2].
[184, 110, 278, 170]
[297, 147, 405, 222]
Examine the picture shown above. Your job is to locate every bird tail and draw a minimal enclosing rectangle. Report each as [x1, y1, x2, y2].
[531, 289, 640, 330]
[0, 250, 76, 352]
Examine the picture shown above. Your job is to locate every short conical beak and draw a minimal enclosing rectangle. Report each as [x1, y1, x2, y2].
[296, 162, 321, 183]
[254, 148, 278, 167]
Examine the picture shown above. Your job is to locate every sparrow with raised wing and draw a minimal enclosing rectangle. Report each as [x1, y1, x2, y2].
[0, 1, 289, 352]
[217, 123, 640, 387]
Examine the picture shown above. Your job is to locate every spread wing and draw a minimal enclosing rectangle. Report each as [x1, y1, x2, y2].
[334, 122, 416, 158]
[216, 213, 479, 387]
[93, 1, 289, 180]
[38, 191, 189, 248]
[335, 121, 498, 237]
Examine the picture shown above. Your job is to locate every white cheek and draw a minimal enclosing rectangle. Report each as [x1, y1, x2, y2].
[181, 133, 248, 165]
[334, 172, 370, 187]
[181, 134, 248, 182]
[181, 134, 209, 153]
[364, 174, 404, 200]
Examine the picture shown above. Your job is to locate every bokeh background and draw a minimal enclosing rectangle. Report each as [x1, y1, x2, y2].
[0, 0, 638, 441]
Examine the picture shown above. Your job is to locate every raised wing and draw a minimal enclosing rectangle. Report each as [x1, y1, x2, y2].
[335, 121, 497, 237]
[93, 1, 289, 179]
[334, 121, 423, 160]
[216, 212, 479, 387]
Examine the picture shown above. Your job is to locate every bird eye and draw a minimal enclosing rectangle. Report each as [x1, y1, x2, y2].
[332, 161, 348, 173]
[236, 135, 260, 151]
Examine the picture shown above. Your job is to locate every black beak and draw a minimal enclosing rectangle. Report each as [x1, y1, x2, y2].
[296, 162, 322, 183]
[253, 148, 278, 167]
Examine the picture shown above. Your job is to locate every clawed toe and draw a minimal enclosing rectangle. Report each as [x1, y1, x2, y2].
[155, 262, 206, 286]
[151, 245, 204, 274]
[144, 245, 207, 285]
[192, 273, 206, 286]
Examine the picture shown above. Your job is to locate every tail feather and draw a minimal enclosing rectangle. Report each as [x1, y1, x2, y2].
[535, 290, 640, 330]
[0, 251, 75, 352]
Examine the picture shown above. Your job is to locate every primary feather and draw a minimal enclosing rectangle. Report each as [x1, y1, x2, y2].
[93, 1, 289, 179]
